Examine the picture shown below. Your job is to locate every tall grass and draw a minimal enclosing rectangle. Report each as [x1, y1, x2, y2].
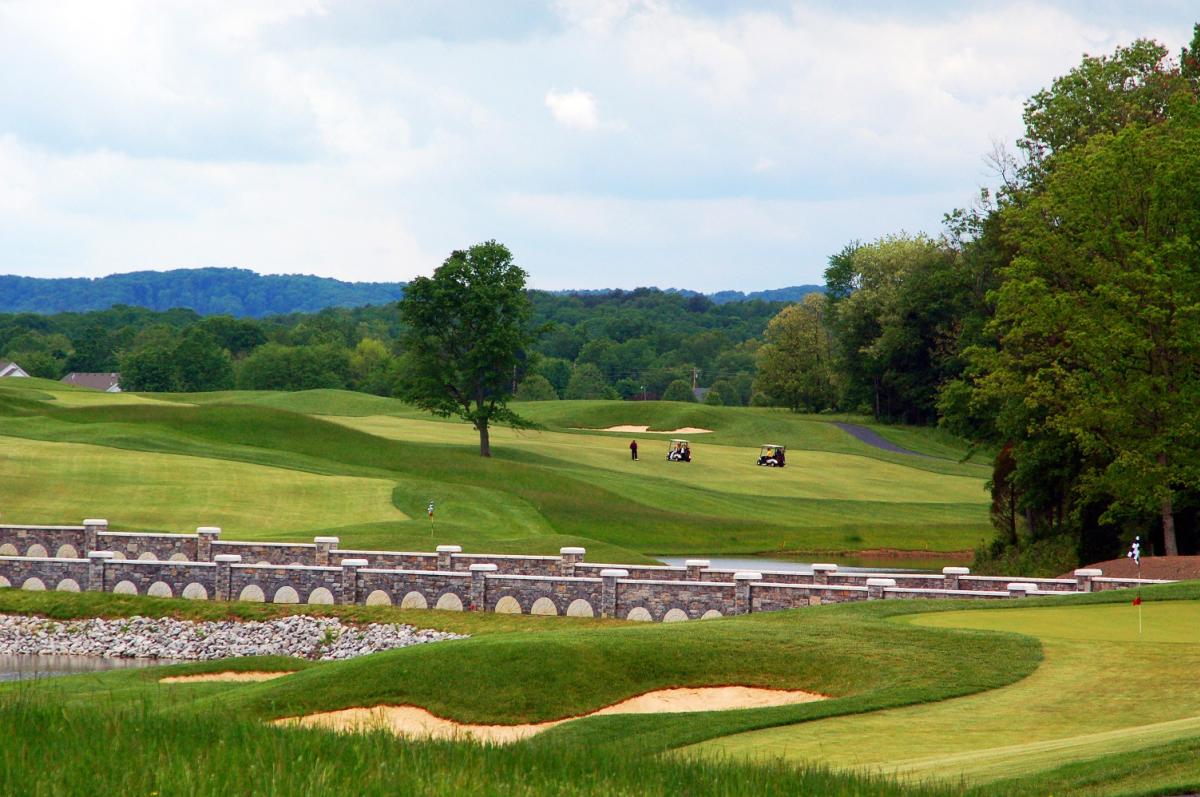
[0, 695, 951, 797]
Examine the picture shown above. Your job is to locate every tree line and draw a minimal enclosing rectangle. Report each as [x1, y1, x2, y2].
[0, 286, 785, 403]
[753, 28, 1200, 569]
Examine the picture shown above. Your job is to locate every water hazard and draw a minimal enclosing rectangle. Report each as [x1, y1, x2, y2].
[657, 555, 959, 574]
[0, 654, 169, 682]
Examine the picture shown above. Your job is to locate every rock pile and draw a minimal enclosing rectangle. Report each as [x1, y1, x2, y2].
[0, 614, 466, 661]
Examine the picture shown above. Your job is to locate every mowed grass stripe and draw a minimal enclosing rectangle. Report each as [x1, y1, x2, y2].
[0, 435, 407, 533]
[686, 601, 1200, 785]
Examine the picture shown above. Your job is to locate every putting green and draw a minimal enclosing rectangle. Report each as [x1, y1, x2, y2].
[331, 416, 987, 504]
[0, 436, 407, 534]
[686, 600, 1200, 784]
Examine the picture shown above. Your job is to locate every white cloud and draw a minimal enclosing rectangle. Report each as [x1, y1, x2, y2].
[545, 89, 601, 131]
[0, 1, 1194, 290]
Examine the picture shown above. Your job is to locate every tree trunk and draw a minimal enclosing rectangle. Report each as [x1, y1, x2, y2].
[478, 421, 491, 458]
[1158, 453, 1178, 555]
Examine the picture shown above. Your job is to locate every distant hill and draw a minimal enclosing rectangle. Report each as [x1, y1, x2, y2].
[0, 268, 823, 317]
[0, 268, 407, 318]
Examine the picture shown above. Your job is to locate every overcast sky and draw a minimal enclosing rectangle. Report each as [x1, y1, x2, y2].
[0, 1, 1195, 291]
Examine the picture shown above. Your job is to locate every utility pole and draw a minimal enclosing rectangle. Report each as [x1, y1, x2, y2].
[691, 367, 700, 391]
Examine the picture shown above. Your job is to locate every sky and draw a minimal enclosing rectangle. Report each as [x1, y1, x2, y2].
[0, 1, 1195, 292]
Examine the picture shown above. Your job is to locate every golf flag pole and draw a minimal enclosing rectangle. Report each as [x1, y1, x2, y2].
[1128, 536, 1142, 636]
[428, 499, 435, 539]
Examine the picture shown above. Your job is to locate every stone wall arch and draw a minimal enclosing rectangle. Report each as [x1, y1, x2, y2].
[700, 609, 723, 620]
[109, 551, 126, 560]
[26, 544, 47, 558]
[56, 578, 81, 592]
[662, 608, 688, 623]
[182, 583, 208, 600]
[494, 595, 522, 614]
[138, 552, 157, 561]
[56, 544, 79, 559]
[365, 590, 391, 606]
[113, 580, 138, 595]
[530, 597, 558, 616]
[625, 606, 652, 622]
[21, 577, 46, 591]
[147, 581, 173, 598]
[169, 553, 189, 562]
[566, 599, 594, 617]
[273, 586, 300, 604]
[307, 587, 335, 605]
[400, 591, 427, 609]
[0, 543, 17, 556]
[0, 575, 10, 588]
[239, 584, 265, 602]
[435, 592, 463, 611]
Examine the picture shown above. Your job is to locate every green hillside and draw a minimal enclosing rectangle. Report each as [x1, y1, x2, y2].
[0, 380, 990, 559]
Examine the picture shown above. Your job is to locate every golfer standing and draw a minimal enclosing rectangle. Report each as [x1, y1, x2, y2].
[629, 440, 638, 461]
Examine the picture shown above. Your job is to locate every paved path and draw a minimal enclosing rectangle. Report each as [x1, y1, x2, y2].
[834, 422, 929, 457]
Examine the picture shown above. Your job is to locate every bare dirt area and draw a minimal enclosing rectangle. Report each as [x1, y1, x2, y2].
[160, 671, 293, 684]
[1063, 555, 1200, 581]
[278, 686, 825, 744]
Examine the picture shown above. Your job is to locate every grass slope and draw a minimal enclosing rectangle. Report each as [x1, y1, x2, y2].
[689, 596, 1200, 788]
[0, 381, 991, 557]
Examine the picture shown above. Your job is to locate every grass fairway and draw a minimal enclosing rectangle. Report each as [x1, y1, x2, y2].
[0, 584, 1195, 795]
[0, 380, 991, 557]
[688, 599, 1200, 787]
[0, 436, 406, 533]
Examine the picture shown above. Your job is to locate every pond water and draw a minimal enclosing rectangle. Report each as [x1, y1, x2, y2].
[657, 555, 960, 574]
[0, 654, 170, 682]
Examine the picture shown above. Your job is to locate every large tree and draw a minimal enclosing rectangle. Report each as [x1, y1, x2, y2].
[754, 293, 837, 412]
[986, 100, 1200, 556]
[398, 241, 537, 457]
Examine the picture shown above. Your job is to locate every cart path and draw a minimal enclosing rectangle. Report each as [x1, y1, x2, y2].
[834, 423, 929, 457]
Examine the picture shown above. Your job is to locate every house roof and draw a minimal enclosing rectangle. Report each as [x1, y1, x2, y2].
[0, 360, 29, 377]
[61, 372, 122, 391]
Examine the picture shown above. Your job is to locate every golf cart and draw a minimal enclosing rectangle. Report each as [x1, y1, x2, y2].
[757, 444, 786, 467]
[667, 439, 692, 462]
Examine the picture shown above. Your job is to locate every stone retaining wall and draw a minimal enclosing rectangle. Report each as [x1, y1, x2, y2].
[0, 518, 1177, 622]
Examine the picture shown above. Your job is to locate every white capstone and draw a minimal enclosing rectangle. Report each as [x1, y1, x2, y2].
[314, 536, 340, 544]
[1007, 582, 1038, 592]
[811, 563, 839, 572]
[469, 563, 498, 572]
[340, 558, 369, 568]
[83, 519, 108, 526]
[436, 545, 462, 553]
[600, 569, 629, 578]
[942, 566, 970, 575]
[196, 527, 221, 535]
[733, 571, 763, 581]
[1073, 568, 1103, 577]
[213, 554, 242, 563]
[559, 546, 586, 555]
[88, 551, 116, 560]
[866, 578, 897, 587]
[685, 559, 711, 568]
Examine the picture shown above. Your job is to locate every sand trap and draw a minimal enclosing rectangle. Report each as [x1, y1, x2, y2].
[160, 671, 294, 684]
[279, 686, 824, 744]
[579, 425, 714, 434]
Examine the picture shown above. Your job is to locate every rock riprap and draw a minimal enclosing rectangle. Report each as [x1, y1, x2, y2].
[0, 614, 466, 661]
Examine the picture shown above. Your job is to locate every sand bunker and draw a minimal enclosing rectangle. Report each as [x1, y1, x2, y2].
[581, 425, 714, 434]
[279, 686, 824, 744]
[160, 671, 293, 684]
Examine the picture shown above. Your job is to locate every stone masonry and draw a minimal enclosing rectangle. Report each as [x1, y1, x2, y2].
[0, 520, 1177, 623]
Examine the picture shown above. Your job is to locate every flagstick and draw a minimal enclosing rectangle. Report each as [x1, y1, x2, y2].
[1137, 560, 1143, 637]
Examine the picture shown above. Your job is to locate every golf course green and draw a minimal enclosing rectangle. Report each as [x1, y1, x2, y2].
[0, 378, 991, 559]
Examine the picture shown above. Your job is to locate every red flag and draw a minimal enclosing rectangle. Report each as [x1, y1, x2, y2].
[1132, 595, 1142, 606]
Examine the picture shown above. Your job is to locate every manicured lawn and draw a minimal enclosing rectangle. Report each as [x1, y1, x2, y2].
[0, 381, 993, 557]
[687, 599, 1200, 787]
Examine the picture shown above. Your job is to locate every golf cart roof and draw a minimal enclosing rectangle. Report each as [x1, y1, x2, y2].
[761, 443, 785, 448]
[670, 438, 689, 443]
